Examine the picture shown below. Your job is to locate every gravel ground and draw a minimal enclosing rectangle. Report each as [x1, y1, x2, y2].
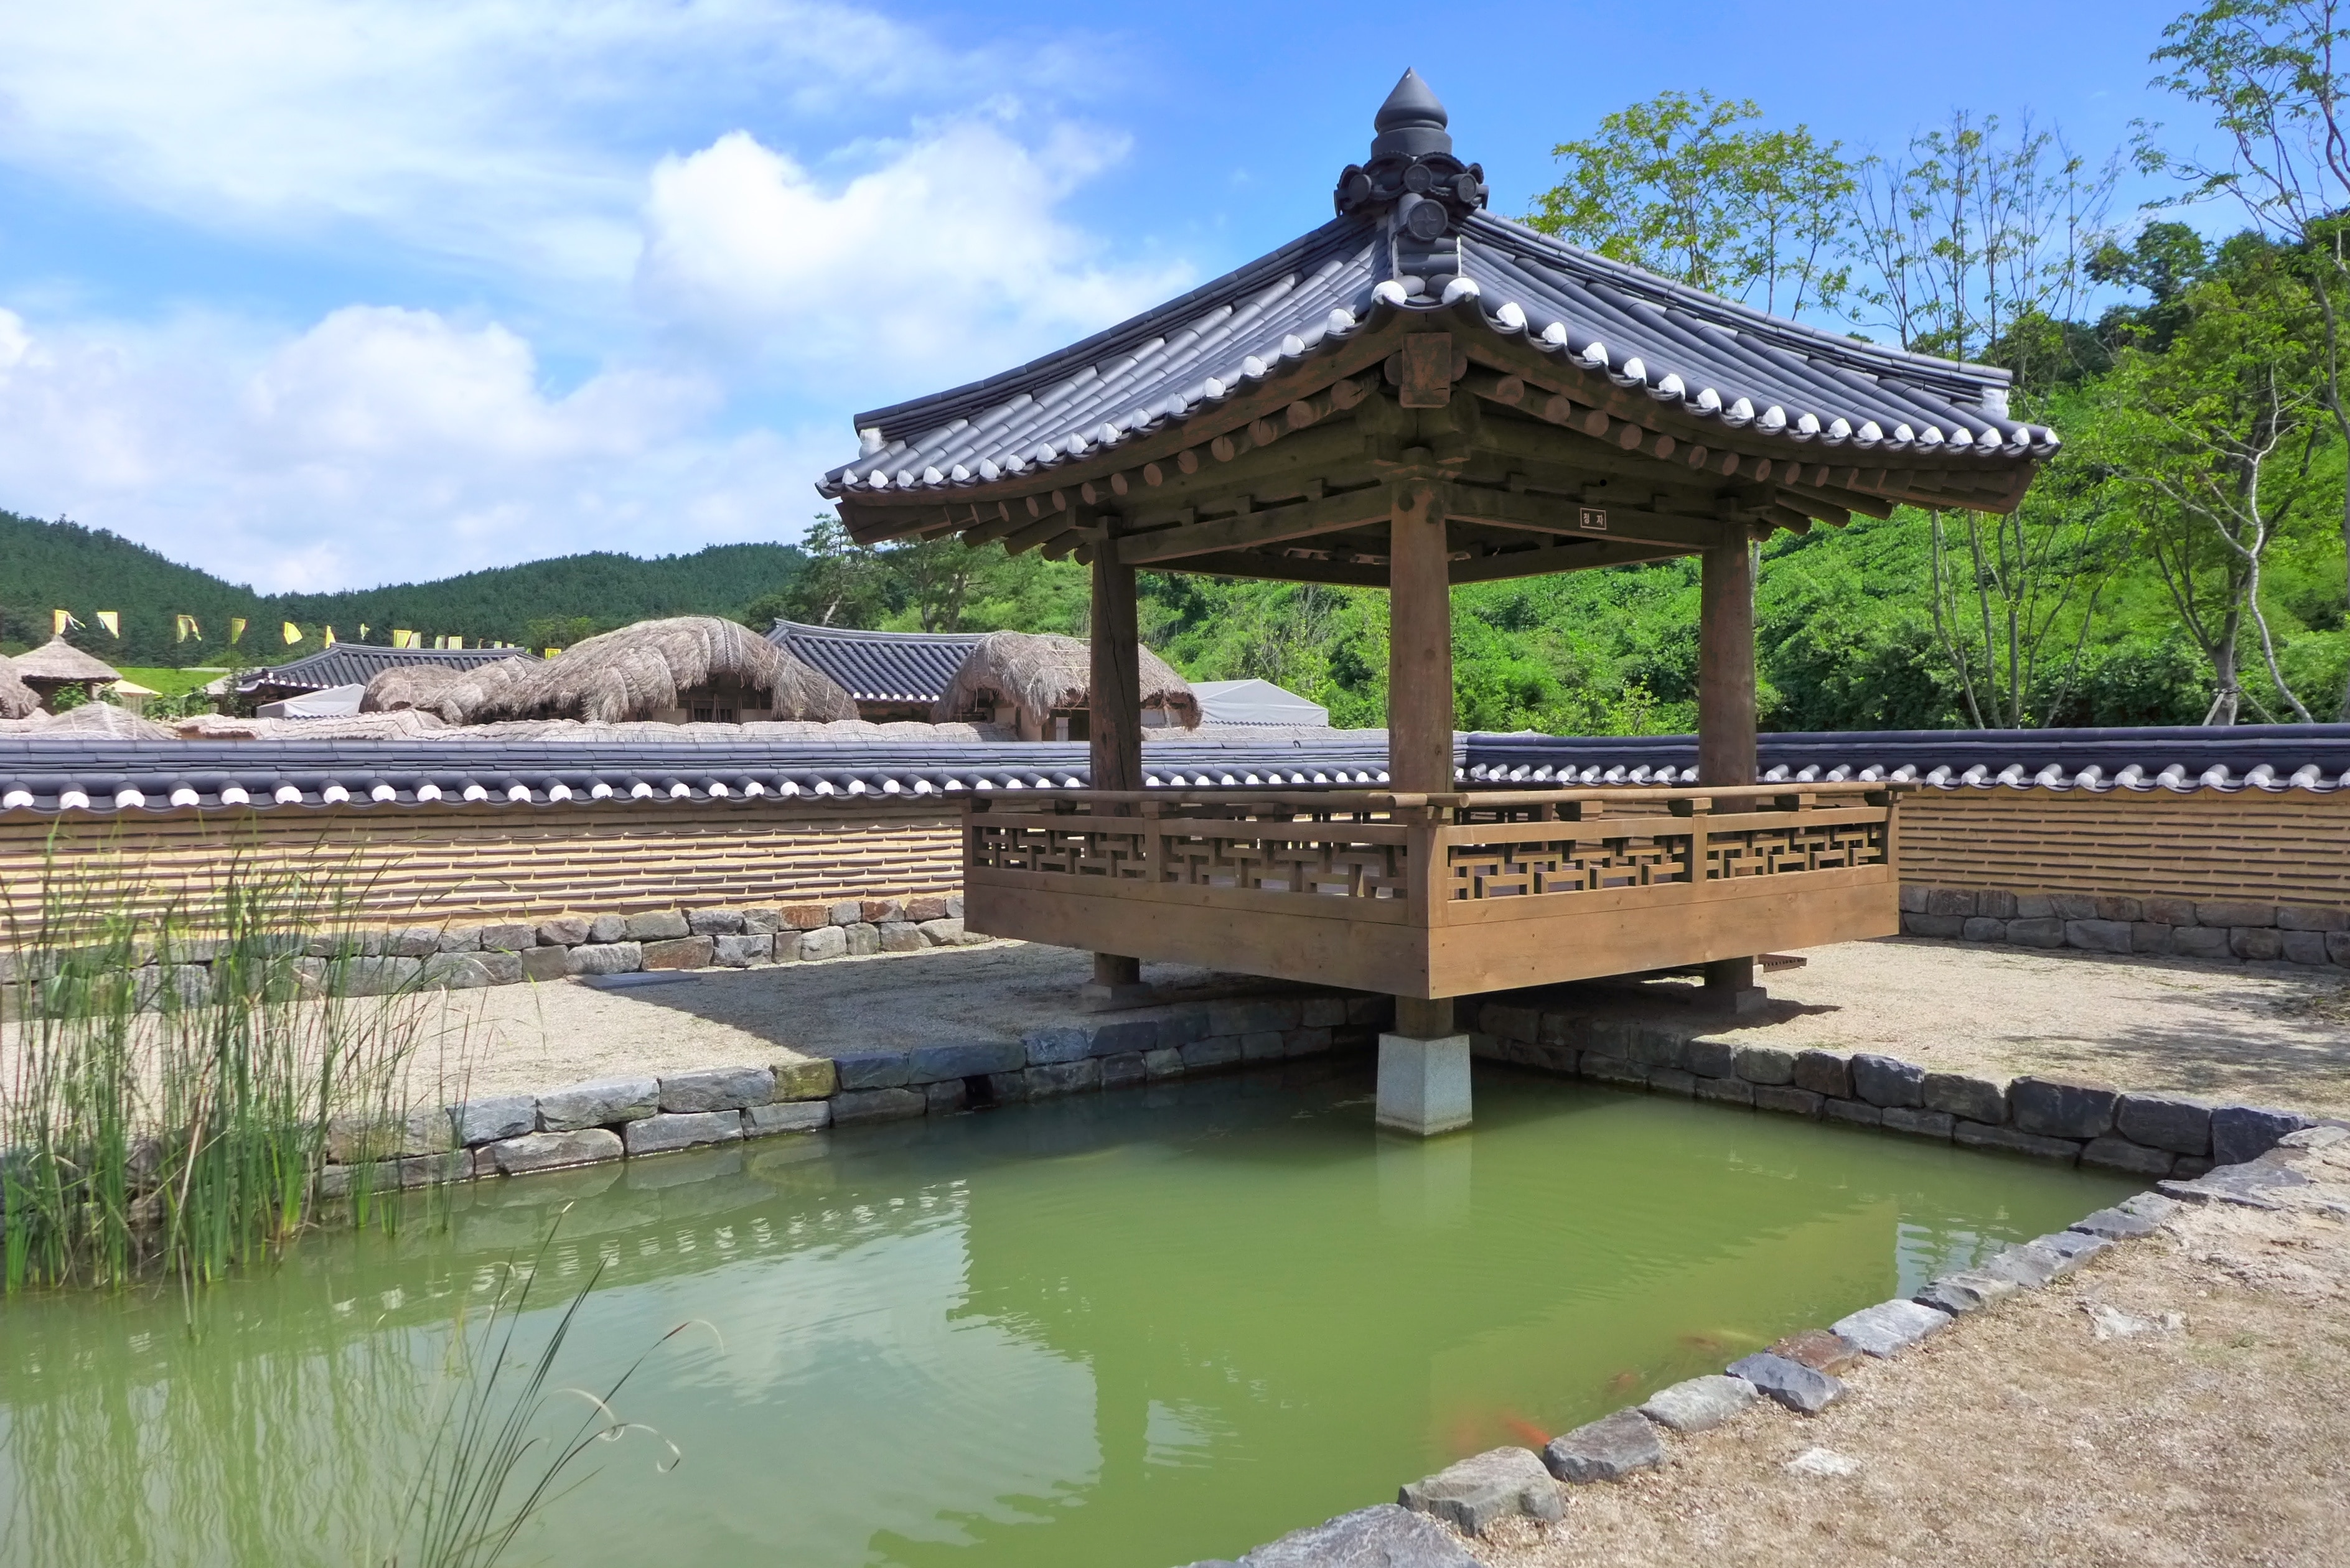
[407, 935, 2350, 1112]
[415, 940, 1326, 1098]
[1548, 938, 2350, 1118]
[1473, 1136, 2350, 1568]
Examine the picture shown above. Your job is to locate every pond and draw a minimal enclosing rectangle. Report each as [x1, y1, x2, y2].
[0, 1064, 2137, 1567]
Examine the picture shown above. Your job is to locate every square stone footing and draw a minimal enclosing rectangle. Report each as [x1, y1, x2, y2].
[1377, 1033, 1472, 1136]
[1080, 982, 1156, 1010]
[1706, 985, 1768, 1015]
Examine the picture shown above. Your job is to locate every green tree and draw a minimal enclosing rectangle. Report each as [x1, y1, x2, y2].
[2153, 0, 2350, 712]
[1528, 91, 1855, 319]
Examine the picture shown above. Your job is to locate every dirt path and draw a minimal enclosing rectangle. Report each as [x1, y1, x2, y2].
[1474, 1136, 2350, 1567]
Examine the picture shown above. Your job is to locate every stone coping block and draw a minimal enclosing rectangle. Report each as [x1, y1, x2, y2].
[2081, 1134, 2176, 1177]
[1725, 1352, 1846, 1414]
[2008, 1076, 2118, 1140]
[909, 1040, 1026, 1083]
[2160, 1155, 2315, 1210]
[2070, 1205, 2161, 1240]
[1398, 1445, 1562, 1534]
[2115, 1093, 2213, 1155]
[1543, 1409, 1666, 1483]
[834, 1052, 913, 1091]
[452, 1094, 537, 1146]
[660, 1065, 775, 1113]
[773, 1056, 838, 1100]
[743, 1101, 830, 1136]
[1767, 1328, 1864, 1376]
[1638, 1374, 1759, 1433]
[2211, 1105, 2316, 1165]
[1831, 1299, 1954, 1358]
[538, 1076, 658, 1131]
[1225, 1504, 1478, 1568]
[1914, 1270, 2020, 1315]
[488, 1129, 622, 1175]
[1851, 1052, 1926, 1108]
[623, 1110, 742, 1156]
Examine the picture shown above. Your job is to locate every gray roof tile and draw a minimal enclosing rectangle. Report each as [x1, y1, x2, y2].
[765, 621, 980, 704]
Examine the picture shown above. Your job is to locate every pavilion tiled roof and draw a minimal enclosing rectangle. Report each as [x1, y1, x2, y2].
[2, 726, 2345, 816]
[765, 620, 981, 704]
[823, 87, 2053, 505]
[238, 644, 535, 697]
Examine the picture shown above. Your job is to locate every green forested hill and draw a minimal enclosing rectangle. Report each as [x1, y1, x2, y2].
[0, 511, 805, 666]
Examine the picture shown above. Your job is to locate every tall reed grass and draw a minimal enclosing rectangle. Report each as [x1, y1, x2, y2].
[1, 834, 454, 1291]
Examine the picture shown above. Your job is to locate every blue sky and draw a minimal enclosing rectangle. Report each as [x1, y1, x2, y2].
[0, 0, 2217, 592]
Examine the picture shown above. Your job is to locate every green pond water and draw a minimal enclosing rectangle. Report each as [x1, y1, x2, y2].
[0, 1064, 2136, 1568]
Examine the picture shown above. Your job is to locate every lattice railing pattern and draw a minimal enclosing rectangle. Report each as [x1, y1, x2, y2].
[1706, 819, 1889, 880]
[969, 816, 1409, 898]
[1445, 836, 1689, 897]
[970, 794, 1893, 905]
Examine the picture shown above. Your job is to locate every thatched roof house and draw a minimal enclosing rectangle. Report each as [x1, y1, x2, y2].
[361, 656, 540, 724]
[934, 632, 1198, 740]
[474, 617, 856, 725]
[14, 637, 121, 705]
[0, 657, 37, 721]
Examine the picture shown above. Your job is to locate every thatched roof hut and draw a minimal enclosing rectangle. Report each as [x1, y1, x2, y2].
[474, 617, 856, 725]
[933, 632, 1197, 740]
[14, 636, 121, 702]
[360, 656, 540, 723]
[0, 656, 37, 721]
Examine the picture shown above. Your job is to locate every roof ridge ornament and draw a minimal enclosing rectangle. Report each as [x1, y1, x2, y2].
[1334, 68, 1487, 239]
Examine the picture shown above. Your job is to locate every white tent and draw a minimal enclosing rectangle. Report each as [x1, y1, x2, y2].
[258, 683, 365, 719]
[1187, 679, 1329, 727]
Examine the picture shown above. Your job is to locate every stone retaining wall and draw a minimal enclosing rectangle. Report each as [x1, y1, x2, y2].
[1898, 882, 2350, 969]
[316, 992, 1390, 1195]
[6, 893, 986, 1005]
[1470, 998, 2319, 1178]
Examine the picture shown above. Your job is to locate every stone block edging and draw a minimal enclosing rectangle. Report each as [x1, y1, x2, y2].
[1899, 882, 2350, 968]
[5, 895, 985, 1007]
[314, 992, 1388, 1197]
[1469, 1000, 2324, 1178]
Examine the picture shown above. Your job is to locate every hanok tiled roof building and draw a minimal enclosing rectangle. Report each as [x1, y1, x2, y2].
[818, 72, 2057, 1090]
[766, 620, 983, 723]
[241, 644, 535, 702]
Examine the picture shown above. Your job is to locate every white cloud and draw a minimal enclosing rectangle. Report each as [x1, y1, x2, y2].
[0, 0, 1097, 282]
[636, 120, 1192, 400]
[0, 304, 819, 592]
[0, 3, 1196, 590]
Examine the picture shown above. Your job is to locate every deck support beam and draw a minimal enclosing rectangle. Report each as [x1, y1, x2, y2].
[1087, 541, 1148, 1003]
[1699, 536, 1765, 1014]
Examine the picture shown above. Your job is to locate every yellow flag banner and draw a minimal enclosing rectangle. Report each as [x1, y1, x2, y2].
[324, 626, 336, 646]
[52, 609, 81, 635]
[393, 629, 416, 648]
[174, 614, 201, 642]
[281, 622, 302, 645]
[228, 617, 247, 645]
[95, 611, 120, 637]
[358, 623, 369, 640]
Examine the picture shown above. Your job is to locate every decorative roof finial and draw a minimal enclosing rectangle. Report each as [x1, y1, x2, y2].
[1334, 70, 1486, 231]
[1371, 69, 1451, 159]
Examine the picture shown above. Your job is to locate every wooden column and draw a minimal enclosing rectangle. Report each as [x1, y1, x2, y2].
[1387, 480, 1454, 796]
[1089, 539, 1144, 991]
[1699, 534, 1759, 1003]
[1388, 481, 1453, 1034]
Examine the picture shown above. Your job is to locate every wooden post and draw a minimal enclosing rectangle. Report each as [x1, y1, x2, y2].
[1699, 533, 1761, 1008]
[1387, 480, 1454, 797]
[1088, 538, 1144, 995]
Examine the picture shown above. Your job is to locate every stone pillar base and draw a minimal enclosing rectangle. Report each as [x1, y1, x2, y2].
[1376, 1033, 1472, 1136]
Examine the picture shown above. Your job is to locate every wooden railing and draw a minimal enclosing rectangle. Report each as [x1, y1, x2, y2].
[963, 783, 1900, 994]
[966, 784, 1896, 914]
